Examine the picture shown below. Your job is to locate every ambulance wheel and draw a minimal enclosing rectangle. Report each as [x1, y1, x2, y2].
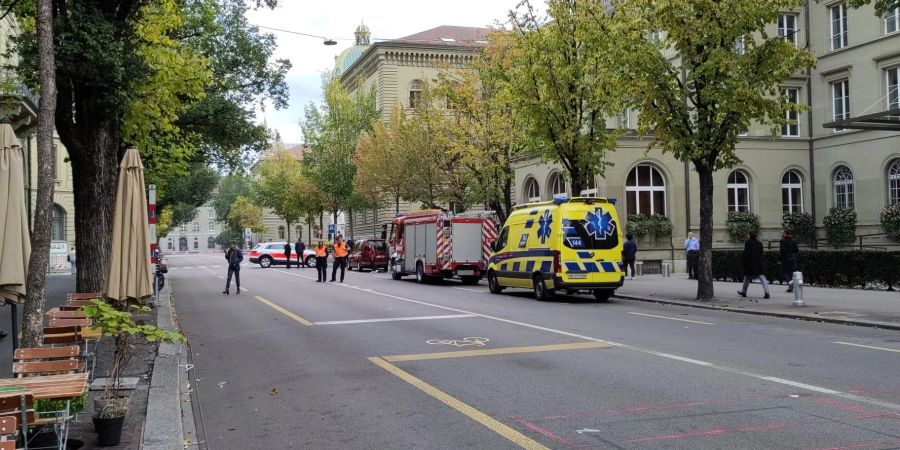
[593, 290, 612, 302]
[533, 275, 554, 301]
[416, 263, 427, 284]
[460, 276, 479, 285]
[487, 272, 503, 294]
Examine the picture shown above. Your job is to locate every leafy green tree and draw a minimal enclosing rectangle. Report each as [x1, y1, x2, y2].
[213, 174, 253, 240]
[158, 162, 219, 228]
[253, 151, 304, 241]
[353, 106, 414, 214]
[227, 195, 265, 235]
[505, 0, 625, 193]
[847, 0, 899, 16]
[613, 0, 816, 299]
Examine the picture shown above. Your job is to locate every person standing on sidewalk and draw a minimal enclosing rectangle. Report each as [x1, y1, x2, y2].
[684, 231, 700, 279]
[283, 242, 292, 269]
[331, 235, 349, 282]
[622, 234, 638, 280]
[779, 231, 799, 292]
[315, 241, 328, 282]
[223, 243, 243, 295]
[737, 231, 770, 299]
[295, 238, 306, 268]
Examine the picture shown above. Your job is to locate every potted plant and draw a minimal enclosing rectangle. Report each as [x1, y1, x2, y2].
[83, 300, 183, 446]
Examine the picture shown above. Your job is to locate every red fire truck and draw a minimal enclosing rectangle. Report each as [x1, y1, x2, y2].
[389, 210, 498, 285]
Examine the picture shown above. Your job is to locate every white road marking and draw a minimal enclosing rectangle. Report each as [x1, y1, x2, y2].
[314, 314, 475, 326]
[454, 287, 483, 293]
[834, 341, 900, 354]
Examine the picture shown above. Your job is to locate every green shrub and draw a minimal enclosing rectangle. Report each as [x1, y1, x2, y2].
[782, 212, 816, 245]
[823, 208, 856, 247]
[626, 214, 672, 241]
[726, 211, 760, 242]
[711, 249, 900, 288]
[880, 203, 900, 242]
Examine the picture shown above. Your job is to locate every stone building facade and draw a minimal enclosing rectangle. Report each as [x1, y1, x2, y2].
[157, 204, 224, 253]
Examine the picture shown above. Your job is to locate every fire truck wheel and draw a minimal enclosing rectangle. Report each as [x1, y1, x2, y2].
[533, 275, 554, 301]
[460, 276, 479, 285]
[416, 262, 427, 284]
[488, 272, 503, 294]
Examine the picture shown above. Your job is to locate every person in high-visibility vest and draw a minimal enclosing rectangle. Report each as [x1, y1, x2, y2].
[314, 241, 328, 282]
[330, 235, 349, 283]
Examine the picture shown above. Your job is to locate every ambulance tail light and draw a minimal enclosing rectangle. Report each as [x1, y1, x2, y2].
[552, 250, 561, 274]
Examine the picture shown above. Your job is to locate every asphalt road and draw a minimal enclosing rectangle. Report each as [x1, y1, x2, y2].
[170, 253, 900, 450]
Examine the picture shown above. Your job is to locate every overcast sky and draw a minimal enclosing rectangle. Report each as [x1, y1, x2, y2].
[245, 1, 518, 144]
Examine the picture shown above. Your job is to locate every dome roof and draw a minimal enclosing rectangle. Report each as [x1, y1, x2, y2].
[335, 45, 367, 75]
[356, 23, 370, 34]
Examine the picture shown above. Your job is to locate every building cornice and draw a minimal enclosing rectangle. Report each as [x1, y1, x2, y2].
[340, 41, 483, 85]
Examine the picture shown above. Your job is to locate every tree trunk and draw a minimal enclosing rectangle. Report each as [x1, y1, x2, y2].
[332, 210, 338, 238]
[348, 207, 354, 239]
[695, 164, 715, 300]
[286, 220, 291, 242]
[22, 0, 57, 348]
[395, 194, 400, 215]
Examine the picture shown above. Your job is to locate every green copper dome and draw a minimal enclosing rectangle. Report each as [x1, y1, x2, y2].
[335, 22, 371, 76]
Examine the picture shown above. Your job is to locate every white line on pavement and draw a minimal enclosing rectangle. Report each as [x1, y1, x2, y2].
[269, 267, 900, 412]
[314, 314, 476, 326]
[453, 287, 484, 293]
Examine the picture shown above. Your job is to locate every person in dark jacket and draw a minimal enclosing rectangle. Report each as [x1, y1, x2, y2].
[295, 239, 306, 268]
[223, 243, 243, 295]
[622, 233, 638, 280]
[737, 231, 770, 299]
[283, 242, 292, 269]
[779, 232, 799, 292]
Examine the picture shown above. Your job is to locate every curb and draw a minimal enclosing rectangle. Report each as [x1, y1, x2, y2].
[140, 285, 186, 450]
[614, 293, 900, 331]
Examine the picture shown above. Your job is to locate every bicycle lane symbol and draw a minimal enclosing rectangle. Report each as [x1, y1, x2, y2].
[426, 337, 490, 347]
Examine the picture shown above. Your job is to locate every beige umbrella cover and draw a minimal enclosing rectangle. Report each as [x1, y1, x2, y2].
[105, 148, 153, 303]
[0, 124, 30, 305]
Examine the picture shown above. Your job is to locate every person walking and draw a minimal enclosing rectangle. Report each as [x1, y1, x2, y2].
[685, 231, 700, 279]
[223, 243, 243, 295]
[295, 238, 306, 268]
[283, 242, 292, 269]
[67, 248, 77, 275]
[330, 236, 349, 283]
[622, 233, 638, 280]
[315, 241, 328, 282]
[737, 231, 770, 299]
[779, 231, 800, 292]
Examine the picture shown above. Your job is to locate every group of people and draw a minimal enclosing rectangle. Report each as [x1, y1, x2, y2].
[314, 235, 350, 283]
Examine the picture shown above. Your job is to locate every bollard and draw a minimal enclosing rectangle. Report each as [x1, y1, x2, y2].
[791, 271, 804, 306]
[635, 261, 643, 277]
[661, 261, 671, 277]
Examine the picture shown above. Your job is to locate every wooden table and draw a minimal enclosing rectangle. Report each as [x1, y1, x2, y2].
[47, 318, 92, 328]
[46, 308, 87, 320]
[0, 373, 88, 401]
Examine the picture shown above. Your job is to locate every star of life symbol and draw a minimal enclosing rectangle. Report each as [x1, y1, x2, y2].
[537, 210, 552, 244]
[584, 208, 616, 239]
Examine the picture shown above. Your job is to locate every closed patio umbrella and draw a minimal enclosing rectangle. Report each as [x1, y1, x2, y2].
[105, 148, 153, 303]
[0, 124, 29, 305]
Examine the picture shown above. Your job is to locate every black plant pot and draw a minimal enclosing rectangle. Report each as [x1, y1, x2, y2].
[92, 415, 125, 447]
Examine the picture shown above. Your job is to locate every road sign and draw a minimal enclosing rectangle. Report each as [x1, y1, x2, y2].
[328, 224, 336, 234]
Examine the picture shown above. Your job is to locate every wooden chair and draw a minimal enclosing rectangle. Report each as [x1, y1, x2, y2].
[41, 327, 80, 347]
[47, 319, 91, 328]
[0, 416, 16, 450]
[14, 347, 83, 377]
[65, 293, 102, 301]
[46, 311, 87, 321]
[0, 392, 33, 449]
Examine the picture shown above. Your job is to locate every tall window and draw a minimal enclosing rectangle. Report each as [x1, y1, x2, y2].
[278, 226, 285, 240]
[886, 5, 899, 33]
[208, 210, 215, 231]
[52, 145, 59, 180]
[409, 80, 422, 108]
[888, 67, 899, 110]
[832, 79, 850, 131]
[779, 13, 798, 45]
[782, 87, 800, 136]
[782, 170, 804, 213]
[192, 221, 200, 231]
[626, 164, 667, 216]
[180, 223, 187, 231]
[620, 109, 630, 129]
[523, 177, 540, 202]
[580, 176, 597, 197]
[830, 3, 848, 50]
[727, 170, 751, 212]
[51, 204, 66, 241]
[548, 172, 567, 197]
[207, 237, 216, 249]
[888, 159, 900, 205]
[833, 166, 855, 209]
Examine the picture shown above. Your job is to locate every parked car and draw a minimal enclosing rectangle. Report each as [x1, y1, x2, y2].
[348, 239, 388, 272]
[248, 242, 317, 268]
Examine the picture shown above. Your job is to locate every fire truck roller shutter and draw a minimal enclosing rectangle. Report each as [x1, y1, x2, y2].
[404, 224, 417, 272]
[452, 222, 483, 263]
[424, 223, 436, 266]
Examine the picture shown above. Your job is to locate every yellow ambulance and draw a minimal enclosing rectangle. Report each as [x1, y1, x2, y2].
[486, 195, 624, 301]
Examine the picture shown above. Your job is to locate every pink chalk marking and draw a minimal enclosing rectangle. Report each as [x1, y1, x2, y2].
[810, 397, 876, 415]
[620, 422, 787, 444]
[509, 416, 588, 449]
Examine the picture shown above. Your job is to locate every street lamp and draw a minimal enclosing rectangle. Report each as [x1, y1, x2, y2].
[323, 38, 337, 46]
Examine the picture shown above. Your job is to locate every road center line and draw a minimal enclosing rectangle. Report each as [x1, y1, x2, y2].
[270, 266, 900, 412]
[368, 357, 549, 450]
[314, 314, 475, 326]
[835, 342, 900, 354]
[627, 312, 715, 325]
[253, 295, 314, 326]
[383, 342, 609, 362]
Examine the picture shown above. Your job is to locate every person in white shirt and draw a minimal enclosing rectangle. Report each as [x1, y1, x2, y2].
[684, 232, 700, 279]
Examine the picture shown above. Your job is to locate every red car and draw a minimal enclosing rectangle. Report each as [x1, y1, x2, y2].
[348, 239, 388, 272]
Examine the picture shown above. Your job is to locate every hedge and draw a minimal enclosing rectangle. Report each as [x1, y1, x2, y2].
[711, 250, 900, 289]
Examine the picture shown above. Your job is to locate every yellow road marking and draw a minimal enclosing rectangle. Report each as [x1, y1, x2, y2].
[384, 341, 609, 362]
[835, 342, 900, 354]
[253, 295, 313, 326]
[369, 357, 549, 450]
[627, 312, 714, 325]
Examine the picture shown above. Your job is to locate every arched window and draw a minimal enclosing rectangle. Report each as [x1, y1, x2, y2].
[523, 177, 540, 203]
[833, 166, 854, 209]
[178, 237, 188, 252]
[51, 204, 66, 241]
[409, 80, 423, 108]
[207, 237, 216, 249]
[277, 226, 286, 240]
[888, 159, 900, 205]
[548, 172, 567, 197]
[580, 176, 598, 197]
[781, 170, 804, 213]
[727, 170, 751, 212]
[626, 164, 666, 216]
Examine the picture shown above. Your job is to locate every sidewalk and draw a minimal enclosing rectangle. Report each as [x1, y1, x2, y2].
[615, 274, 900, 330]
